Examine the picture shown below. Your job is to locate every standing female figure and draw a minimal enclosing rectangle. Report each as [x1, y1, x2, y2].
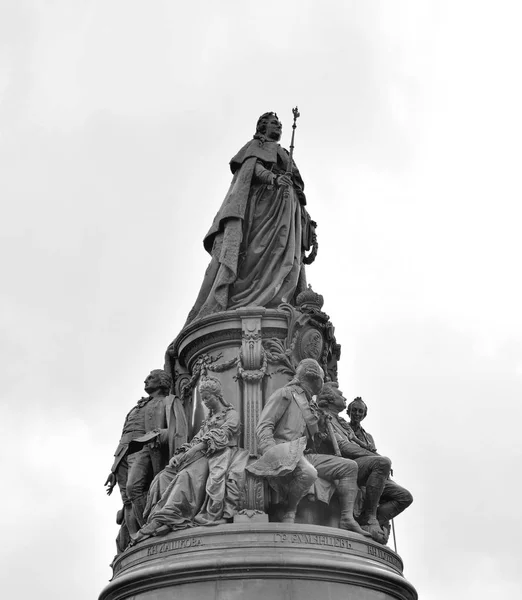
[186, 112, 316, 323]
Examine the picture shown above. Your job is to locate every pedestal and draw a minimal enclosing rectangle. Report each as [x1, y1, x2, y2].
[100, 523, 417, 600]
[102, 299, 417, 600]
[166, 303, 341, 450]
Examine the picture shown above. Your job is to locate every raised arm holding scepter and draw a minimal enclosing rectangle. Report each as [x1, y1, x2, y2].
[185, 109, 315, 324]
[282, 106, 300, 200]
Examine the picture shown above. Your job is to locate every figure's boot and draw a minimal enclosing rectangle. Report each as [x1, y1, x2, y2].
[131, 493, 148, 528]
[281, 458, 318, 524]
[281, 492, 301, 523]
[376, 481, 413, 526]
[380, 521, 391, 545]
[129, 517, 167, 546]
[281, 511, 297, 524]
[123, 502, 140, 537]
[359, 482, 387, 544]
[337, 477, 372, 538]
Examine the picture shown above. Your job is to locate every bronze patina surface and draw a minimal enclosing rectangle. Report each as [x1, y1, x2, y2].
[102, 111, 416, 600]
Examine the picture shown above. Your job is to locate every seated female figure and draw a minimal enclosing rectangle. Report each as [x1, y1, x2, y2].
[131, 377, 248, 543]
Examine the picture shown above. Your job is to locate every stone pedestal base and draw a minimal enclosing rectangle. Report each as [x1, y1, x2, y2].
[100, 523, 417, 600]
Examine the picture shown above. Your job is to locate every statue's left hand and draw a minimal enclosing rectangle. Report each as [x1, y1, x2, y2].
[104, 473, 116, 496]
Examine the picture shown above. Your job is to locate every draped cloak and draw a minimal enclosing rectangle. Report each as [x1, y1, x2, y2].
[186, 138, 312, 324]
[137, 407, 249, 535]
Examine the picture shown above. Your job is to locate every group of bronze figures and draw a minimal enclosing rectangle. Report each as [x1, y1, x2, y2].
[105, 361, 412, 553]
[105, 111, 412, 558]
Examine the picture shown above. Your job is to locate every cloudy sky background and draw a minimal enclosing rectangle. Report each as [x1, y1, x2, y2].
[2, 1, 521, 598]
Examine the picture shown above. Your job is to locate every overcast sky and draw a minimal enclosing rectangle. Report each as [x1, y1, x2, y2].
[2, 1, 521, 598]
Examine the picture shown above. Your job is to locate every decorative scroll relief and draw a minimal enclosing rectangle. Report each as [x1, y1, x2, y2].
[298, 327, 324, 362]
[178, 352, 240, 400]
[177, 330, 270, 400]
[174, 372, 191, 399]
[174, 328, 243, 370]
[261, 295, 341, 381]
[238, 312, 267, 509]
[237, 348, 268, 382]
[241, 317, 263, 370]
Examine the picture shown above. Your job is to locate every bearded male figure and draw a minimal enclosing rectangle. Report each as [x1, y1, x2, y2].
[186, 112, 316, 324]
[247, 359, 370, 537]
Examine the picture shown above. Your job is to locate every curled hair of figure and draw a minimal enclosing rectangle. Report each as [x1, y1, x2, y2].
[198, 376, 223, 398]
[295, 358, 324, 380]
[317, 381, 340, 407]
[149, 369, 172, 392]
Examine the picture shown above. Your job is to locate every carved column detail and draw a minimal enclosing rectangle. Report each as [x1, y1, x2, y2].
[237, 307, 267, 512]
[237, 308, 266, 454]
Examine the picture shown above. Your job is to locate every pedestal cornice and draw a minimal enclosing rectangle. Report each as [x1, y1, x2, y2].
[101, 523, 416, 600]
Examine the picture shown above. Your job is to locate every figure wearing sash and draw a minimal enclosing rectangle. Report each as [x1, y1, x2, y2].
[247, 359, 370, 537]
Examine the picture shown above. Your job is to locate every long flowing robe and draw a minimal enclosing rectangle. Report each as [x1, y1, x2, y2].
[138, 406, 249, 535]
[186, 138, 314, 324]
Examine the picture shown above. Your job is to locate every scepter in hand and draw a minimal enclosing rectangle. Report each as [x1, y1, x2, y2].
[283, 106, 300, 199]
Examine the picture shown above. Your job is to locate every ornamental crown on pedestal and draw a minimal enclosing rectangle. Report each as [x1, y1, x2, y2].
[296, 285, 324, 312]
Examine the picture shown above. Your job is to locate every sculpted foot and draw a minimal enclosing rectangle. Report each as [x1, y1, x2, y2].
[130, 519, 164, 544]
[281, 511, 296, 524]
[129, 530, 151, 546]
[339, 516, 372, 537]
[379, 521, 391, 545]
[153, 524, 171, 536]
[363, 522, 387, 544]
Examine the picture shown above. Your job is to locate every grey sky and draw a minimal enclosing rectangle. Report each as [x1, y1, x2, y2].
[1, 1, 521, 598]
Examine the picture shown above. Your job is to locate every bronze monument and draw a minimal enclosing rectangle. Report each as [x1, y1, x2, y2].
[100, 111, 416, 600]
